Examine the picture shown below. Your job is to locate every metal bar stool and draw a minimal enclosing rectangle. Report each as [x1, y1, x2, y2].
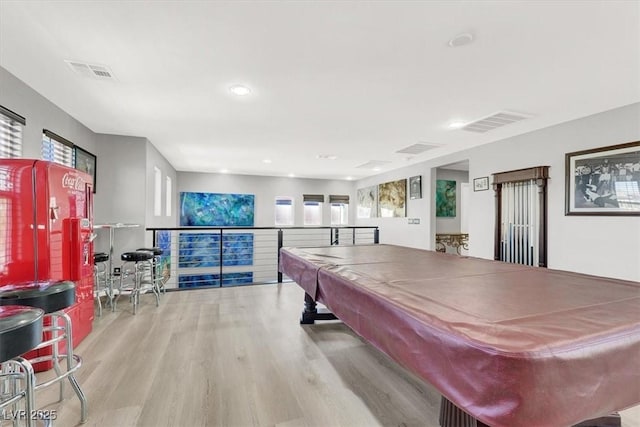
[93, 252, 111, 316]
[115, 251, 158, 314]
[0, 305, 43, 427]
[136, 247, 166, 295]
[0, 282, 87, 424]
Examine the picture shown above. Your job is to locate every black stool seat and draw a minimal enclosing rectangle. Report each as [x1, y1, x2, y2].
[122, 251, 154, 262]
[137, 247, 163, 256]
[94, 252, 109, 263]
[0, 281, 76, 314]
[0, 305, 44, 361]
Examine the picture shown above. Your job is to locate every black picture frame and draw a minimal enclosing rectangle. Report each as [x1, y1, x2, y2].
[473, 176, 489, 192]
[565, 140, 640, 216]
[74, 146, 97, 193]
[409, 175, 422, 199]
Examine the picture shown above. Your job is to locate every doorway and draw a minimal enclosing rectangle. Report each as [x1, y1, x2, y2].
[492, 166, 549, 267]
[433, 160, 469, 255]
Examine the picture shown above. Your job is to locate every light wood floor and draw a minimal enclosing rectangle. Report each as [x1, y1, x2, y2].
[35, 283, 640, 427]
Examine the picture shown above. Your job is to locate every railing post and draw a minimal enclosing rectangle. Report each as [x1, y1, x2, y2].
[277, 229, 283, 283]
[219, 229, 224, 287]
[334, 228, 339, 245]
[374, 227, 379, 244]
[352, 227, 356, 245]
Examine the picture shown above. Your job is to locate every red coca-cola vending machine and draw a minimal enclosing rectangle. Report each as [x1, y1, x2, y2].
[0, 159, 94, 347]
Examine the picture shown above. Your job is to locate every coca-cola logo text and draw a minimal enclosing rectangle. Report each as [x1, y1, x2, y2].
[62, 172, 86, 191]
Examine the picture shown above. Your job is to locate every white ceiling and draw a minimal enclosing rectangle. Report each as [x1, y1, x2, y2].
[1, 1, 639, 180]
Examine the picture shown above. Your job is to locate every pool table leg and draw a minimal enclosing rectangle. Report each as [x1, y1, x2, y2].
[439, 397, 489, 427]
[439, 397, 620, 427]
[300, 292, 337, 324]
[573, 413, 621, 427]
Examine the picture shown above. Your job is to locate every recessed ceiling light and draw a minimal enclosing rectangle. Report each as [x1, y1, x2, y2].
[373, 167, 381, 172]
[220, 169, 229, 174]
[448, 33, 474, 48]
[263, 159, 272, 164]
[288, 173, 295, 178]
[229, 85, 251, 96]
[346, 176, 353, 181]
[448, 120, 466, 129]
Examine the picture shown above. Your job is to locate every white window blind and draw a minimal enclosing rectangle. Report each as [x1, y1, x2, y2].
[42, 129, 75, 167]
[0, 105, 25, 158]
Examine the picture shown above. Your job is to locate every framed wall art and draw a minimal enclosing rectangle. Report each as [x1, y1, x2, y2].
[436, 179, 456, 217]
[74, 146, 97, 192]
[409, 175, 422, 199]
[378, 179, 407, 217]
[473, 176, 489, 192]
[357, 185, 378, 218]
[565, 141, 640, 216]
[179, 192, 255, 225]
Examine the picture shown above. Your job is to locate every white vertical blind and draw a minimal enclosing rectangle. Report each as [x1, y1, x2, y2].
[0, 106, 25, 158]
[500, 179, 538, 266]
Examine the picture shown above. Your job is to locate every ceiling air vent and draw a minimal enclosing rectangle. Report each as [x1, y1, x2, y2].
[461, 111, 531, 133]
[65, 60, 115, 80]
[356, 160, 391, 170]
[396, 143, 441, 155]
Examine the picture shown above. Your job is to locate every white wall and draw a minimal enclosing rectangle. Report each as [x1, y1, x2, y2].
[356, 164, 433, 250]
[145, 140, 178, 231]
[177, 172, 355, 227]
[0, 66, 99, 161]
[92, 134, 148, 257]
[356, 103, 640, 281]
[3, 65, 638, 281]
[1, 67, 177, 259]
[467, 103, 640, 281]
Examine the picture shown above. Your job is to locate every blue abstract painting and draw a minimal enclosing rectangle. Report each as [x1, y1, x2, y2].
[178, 272, 254, 288]
[157, 230, 171, 281]
[178, 233, 254, 268]
[180, 192, 255, 226]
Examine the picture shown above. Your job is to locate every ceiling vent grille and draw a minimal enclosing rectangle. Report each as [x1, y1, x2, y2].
[356, 160, 391, 169]
[461, 111, 530, 133]
[396, 143, 441, 155]
[65, 60, 115, 80]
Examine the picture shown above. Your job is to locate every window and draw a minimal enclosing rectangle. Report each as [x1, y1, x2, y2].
[41, 130, 74, 167]
[275, 197, 294, 226]
[0, 105, 25, 158]
[303, 194, 324, 226]
[166, 176, 172, 216]
[330, 195, 349, 225]
[154, 167, 162, 216]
